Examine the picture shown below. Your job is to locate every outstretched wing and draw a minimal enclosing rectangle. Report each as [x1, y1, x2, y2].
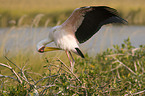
[62, 6, 127, 43]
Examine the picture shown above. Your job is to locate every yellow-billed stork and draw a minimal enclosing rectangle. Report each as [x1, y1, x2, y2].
[37, 6, 127, 71]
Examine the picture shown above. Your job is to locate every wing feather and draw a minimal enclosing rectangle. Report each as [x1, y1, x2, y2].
[62, 6, 127, 43]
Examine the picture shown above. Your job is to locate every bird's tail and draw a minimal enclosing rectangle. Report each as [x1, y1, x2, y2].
[72, 48, 85, 58]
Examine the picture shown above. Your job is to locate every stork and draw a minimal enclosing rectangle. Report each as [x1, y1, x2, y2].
[37, 6, 127, 71]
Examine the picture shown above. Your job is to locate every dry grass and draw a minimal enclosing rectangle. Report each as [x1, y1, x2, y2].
[0, 0, 145, 27]
[0, 38, 145, 95]
[0, 0, 145, 12]
[0, 8, 145, 96]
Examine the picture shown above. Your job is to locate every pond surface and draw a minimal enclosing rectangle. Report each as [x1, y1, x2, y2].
[0, 26, 145, 56]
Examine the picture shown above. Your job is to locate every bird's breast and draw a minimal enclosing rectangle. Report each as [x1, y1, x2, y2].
[53, 28, 78, 50]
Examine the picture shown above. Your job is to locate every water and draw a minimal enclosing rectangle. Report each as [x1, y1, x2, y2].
[0, 26, 145, 56]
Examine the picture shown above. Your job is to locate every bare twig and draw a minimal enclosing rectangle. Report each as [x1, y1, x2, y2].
[106, 54, 124, 57]
[134, 62, 137, 72]
[40, 84, 56, 95]
[4, 56, 21, 70]
[26, 73, 36, 84]
[19, 75, 32, 86]
[110, 64, 122, 72]
[33, 88, 39, 96]
[132, 48, 140, 56]
[117, 60, 137, 75]
[113, 58, 137, 75]
[40, 85, 55, 88]
[49, 64, 72, 75]
[137, 61, 144, 73]
[0, 74, 18, 82]
[35, 74, 62, 85]
[21, 62, 29, 82]
[107, 54, 137, 75]
[40, 74, 60, 95]
[21, 69, 28, 82]
[132, 90, 145, 95]
[0, 63, 22, 83]
[57, 58, 82, 83]
[117, 69, 121, 79]
[27, 71, 43, 77]
[125, 90, 145, 96]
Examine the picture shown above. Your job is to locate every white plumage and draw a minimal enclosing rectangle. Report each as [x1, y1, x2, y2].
[52, 26, 79, 51]
[37, 6, 127, 71]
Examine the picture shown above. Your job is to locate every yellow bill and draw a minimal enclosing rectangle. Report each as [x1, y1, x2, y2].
[44, 47, 61, 52]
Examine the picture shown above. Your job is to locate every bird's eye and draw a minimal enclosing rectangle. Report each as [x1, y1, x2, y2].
[38, 46, 45, 53]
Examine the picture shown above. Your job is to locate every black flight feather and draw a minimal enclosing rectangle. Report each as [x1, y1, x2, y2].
[75, 6, 127, 43]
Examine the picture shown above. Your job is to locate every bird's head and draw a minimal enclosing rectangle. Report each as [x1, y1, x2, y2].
[37, 42, 45, 53]
[37, 39, 48, 53]
[37, 40, 61, 53]
[38, 47, 45, 53]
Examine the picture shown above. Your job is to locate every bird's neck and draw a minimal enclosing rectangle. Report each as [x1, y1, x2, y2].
[37, 38, 51, 50]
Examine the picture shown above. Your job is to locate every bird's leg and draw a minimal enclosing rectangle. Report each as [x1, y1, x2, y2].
[65, 50, 73, 72]
[69, 51, 75, 72]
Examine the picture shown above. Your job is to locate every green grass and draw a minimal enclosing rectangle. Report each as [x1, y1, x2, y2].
[0, 1, 145, 95]
[0, 0, 145, 27]
[0, 38, 145, 95]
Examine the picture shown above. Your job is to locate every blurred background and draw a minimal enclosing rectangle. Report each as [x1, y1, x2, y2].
[1, 1, 145, 95]
[0, 0, 145, 27]
[0, 0, 145, 56]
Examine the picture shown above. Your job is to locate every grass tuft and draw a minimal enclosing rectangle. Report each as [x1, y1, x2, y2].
[0, 38, 145, 95]
[0, 0, 145, 27]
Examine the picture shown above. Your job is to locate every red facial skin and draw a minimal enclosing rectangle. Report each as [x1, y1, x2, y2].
[38, 46, 45, 53]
